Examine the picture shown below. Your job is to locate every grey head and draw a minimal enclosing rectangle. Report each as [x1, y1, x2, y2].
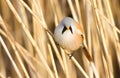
[59, 17, 76, 34]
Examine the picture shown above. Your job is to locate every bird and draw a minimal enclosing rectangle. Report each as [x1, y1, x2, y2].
[54, 17, 92, 61]
[54, 17, 84, 51]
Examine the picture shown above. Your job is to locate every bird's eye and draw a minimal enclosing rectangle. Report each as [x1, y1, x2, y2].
[69, 26, 73, 34]
[62, 26, 67, 34]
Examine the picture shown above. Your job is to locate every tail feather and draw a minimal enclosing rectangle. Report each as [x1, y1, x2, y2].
[83, 45, 93, 62]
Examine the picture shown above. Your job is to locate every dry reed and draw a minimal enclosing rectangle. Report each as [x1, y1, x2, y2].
[0, 0, 120, 78]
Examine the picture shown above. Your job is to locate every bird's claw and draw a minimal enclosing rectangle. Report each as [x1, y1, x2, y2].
[68, 53, 74, 59]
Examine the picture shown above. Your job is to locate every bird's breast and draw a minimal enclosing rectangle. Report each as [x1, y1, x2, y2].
[55, 30, 83, 51]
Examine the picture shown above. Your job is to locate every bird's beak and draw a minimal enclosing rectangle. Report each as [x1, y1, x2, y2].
[66, 26, 70, 30]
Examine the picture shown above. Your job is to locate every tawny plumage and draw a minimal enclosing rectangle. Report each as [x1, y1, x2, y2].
[54, 17, 84, 51]
[54, 17, 93, 61]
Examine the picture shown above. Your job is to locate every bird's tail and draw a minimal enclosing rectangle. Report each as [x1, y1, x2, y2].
[82, 44, 93, 62]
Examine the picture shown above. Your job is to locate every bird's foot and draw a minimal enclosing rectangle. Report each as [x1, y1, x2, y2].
[68, 53, 74, 59]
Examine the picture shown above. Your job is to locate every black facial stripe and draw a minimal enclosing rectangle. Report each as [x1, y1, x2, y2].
[69, 26, 73, 34]
[62, 26, 67, 34]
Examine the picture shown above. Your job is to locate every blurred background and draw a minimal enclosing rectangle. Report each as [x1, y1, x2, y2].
[0, 0, 120, 78]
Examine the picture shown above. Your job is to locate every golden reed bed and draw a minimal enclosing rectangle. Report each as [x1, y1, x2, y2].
[0, 0, 120, 78]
